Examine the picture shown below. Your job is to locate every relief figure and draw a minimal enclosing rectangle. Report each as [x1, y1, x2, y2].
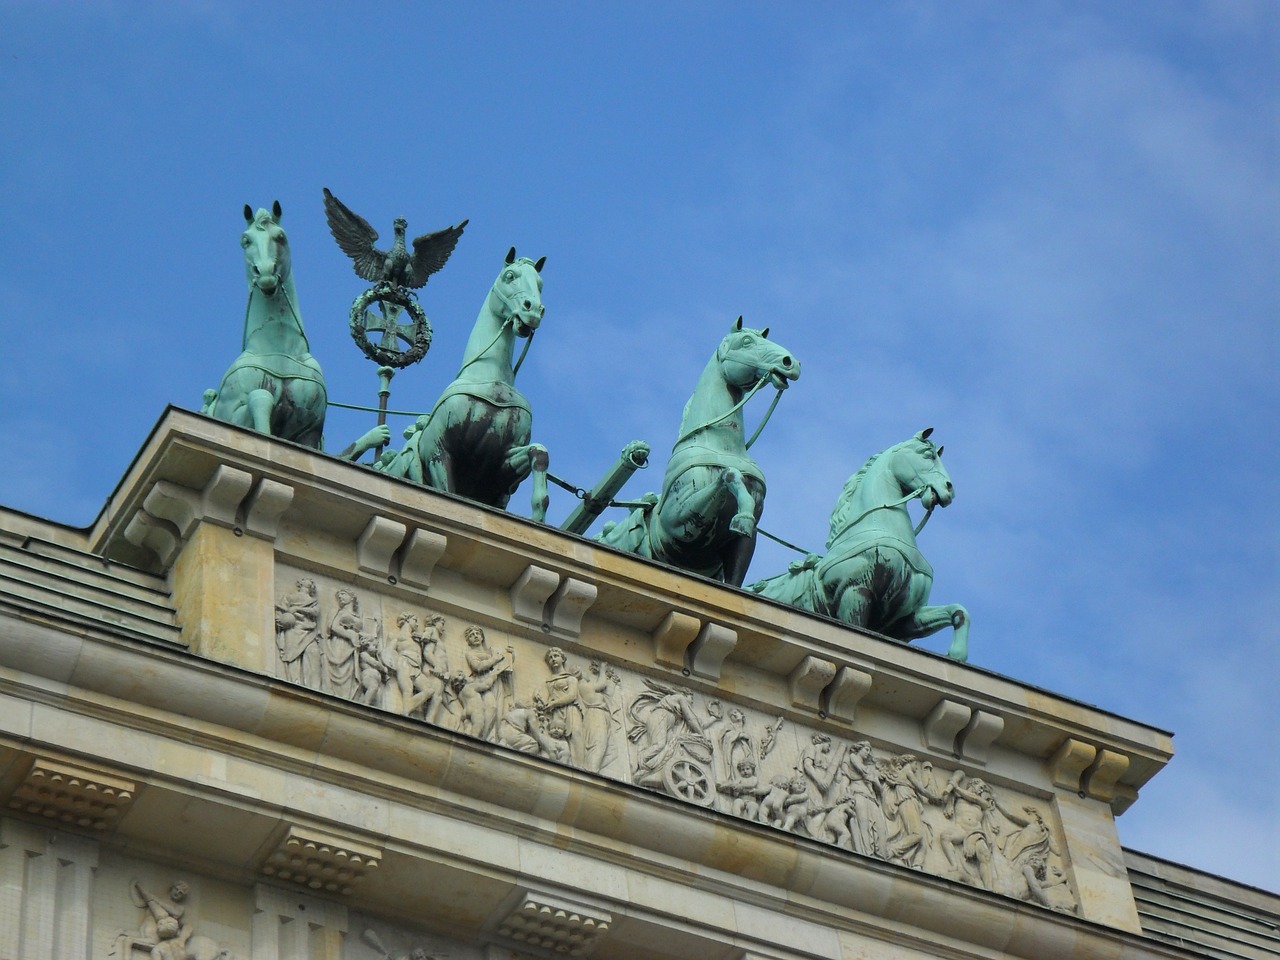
[274, 578, 322, 688]
[716, 757, 768, 819]
[498, 701, 568, 761]
[937, 771, 1005, 890]
[799, 733, 849, 839]
[842, 740, 889, 858]
[880, 754, 941, 869]
[118, 879, 235, 960]
[463, 626, 514, 740]
[323, 589, 363, 699]
[575, 660, 622, 772]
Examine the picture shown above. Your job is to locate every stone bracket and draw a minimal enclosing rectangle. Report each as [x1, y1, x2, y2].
[652, 611, 701, 671]
[822, 666, 873, 723]
[1082, 749, 1130, 803]
[687, 622, 737, 680]
[197, 464, 255, 527]
[356, 516, 408, 579]
[142, 480, 201, 539]
[243, 478, 294, 540]
[487, 889, 613, 957]
[1049, 738, 1098, 791]
[923, 698, 973, 755]
[787, 655, 836, 712]
[545, 577, 597, 636]
[259, 824, 383, 897]
[125, 465, 263, 565]
[123, 510, 182, 567]
[5, 756, 137, 831]
[956, 709, 1005, 764]
[397, 528, 448, 591]
[511, 564, 561, 626]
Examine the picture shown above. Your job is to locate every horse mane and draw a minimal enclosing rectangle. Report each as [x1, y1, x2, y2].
[826, 452, 881, 549]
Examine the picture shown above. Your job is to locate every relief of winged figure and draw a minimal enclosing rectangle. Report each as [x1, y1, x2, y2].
[323, 187, 467, 291]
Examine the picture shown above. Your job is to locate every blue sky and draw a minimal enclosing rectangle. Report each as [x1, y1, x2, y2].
[2, 2, 1276, 890]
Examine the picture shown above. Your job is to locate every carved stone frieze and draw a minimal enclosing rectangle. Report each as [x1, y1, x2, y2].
[272, 565, 1078, 915]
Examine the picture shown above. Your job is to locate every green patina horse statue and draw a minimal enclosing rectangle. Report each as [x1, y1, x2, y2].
[598, 319, 800, 585]
[378, 247, 550, 519]
[747, 428, 969, 661]
[205, 203, 386, 460]
[207, 203, 328, 447]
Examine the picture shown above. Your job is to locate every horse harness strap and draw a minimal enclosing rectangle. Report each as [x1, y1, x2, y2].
[220, 353, 327, 390]
[242, 284, 310, 353]
[674, 374, 775, 447]
[827, 486, 931, 546]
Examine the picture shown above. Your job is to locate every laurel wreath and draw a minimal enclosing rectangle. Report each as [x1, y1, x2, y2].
[349, 286, 432, 367]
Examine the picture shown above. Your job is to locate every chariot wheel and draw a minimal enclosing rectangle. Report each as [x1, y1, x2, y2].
[663, 758, 714, 807]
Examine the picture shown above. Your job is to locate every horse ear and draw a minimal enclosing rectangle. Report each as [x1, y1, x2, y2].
[919, 427, 934, 440]
[506, 247, 517, 265]
[760, 327, 770, 339]
[734, 316, 744, 331]
[534, 256, 546, 273]
[272, 200, 282, 220]
[243, 204, 253, 223]
[936, 445, 944, 457]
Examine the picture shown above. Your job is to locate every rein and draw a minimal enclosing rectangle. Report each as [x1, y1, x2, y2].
[831, 486, 934, 543]
[242, 281, 309, 352]
[455, 308, 535, 382]
[675, 374, 785, 449]
[764, 487, 935, 558]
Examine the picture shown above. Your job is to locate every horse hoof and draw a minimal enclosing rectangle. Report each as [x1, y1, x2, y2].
[730, 515, 756, 536]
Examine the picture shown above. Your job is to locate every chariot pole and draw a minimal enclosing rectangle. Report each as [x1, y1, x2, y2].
[560, 441, 651, 535]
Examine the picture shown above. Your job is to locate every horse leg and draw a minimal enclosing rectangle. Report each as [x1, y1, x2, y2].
[828, 554, 878, 628]
[722, 468, 756, 536]
[892, 604, 969, 662]
[502, 443, 548, 520]
[721, 526, 758, 587]
[423, 449, 451, 492]
[529, 445, 549, 523]
[246, 388, 275, 436]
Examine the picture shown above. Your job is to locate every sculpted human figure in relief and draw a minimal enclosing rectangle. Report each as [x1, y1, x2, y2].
[842, 740, 889, 858]
[324, 589, 363, 699]
[463, 626, 514, 740]
[123, 880, 235, 960]
[532, 647, 620, 771]
[274, 578, 322, 688]
[879, 754, 941, 869]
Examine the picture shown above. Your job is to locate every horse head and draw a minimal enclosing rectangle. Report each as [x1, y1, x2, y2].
[716, 317, 801, 392]
[491, 246, 546, 337]
[891, 427, 954, 510]
[241, 200, 290, 297]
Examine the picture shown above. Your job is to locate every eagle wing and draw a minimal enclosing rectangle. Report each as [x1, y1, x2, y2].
[323, 187, 386, 283]
[408, 219, 468, 288]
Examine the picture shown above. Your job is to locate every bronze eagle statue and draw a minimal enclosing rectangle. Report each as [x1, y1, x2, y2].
[323, 187, 468, 290]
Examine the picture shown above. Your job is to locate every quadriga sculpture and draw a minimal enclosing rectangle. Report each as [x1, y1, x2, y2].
[598, 319, 800, 585]
[205, 202, 385, 459]
[747, 428, 970, 661]
[378, 247, 550, 519]
[206, 202, 327, 446]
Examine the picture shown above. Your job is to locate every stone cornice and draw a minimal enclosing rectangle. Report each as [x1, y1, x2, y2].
[85, 408, 1172, 810]
[0, 612, 1196, 960]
